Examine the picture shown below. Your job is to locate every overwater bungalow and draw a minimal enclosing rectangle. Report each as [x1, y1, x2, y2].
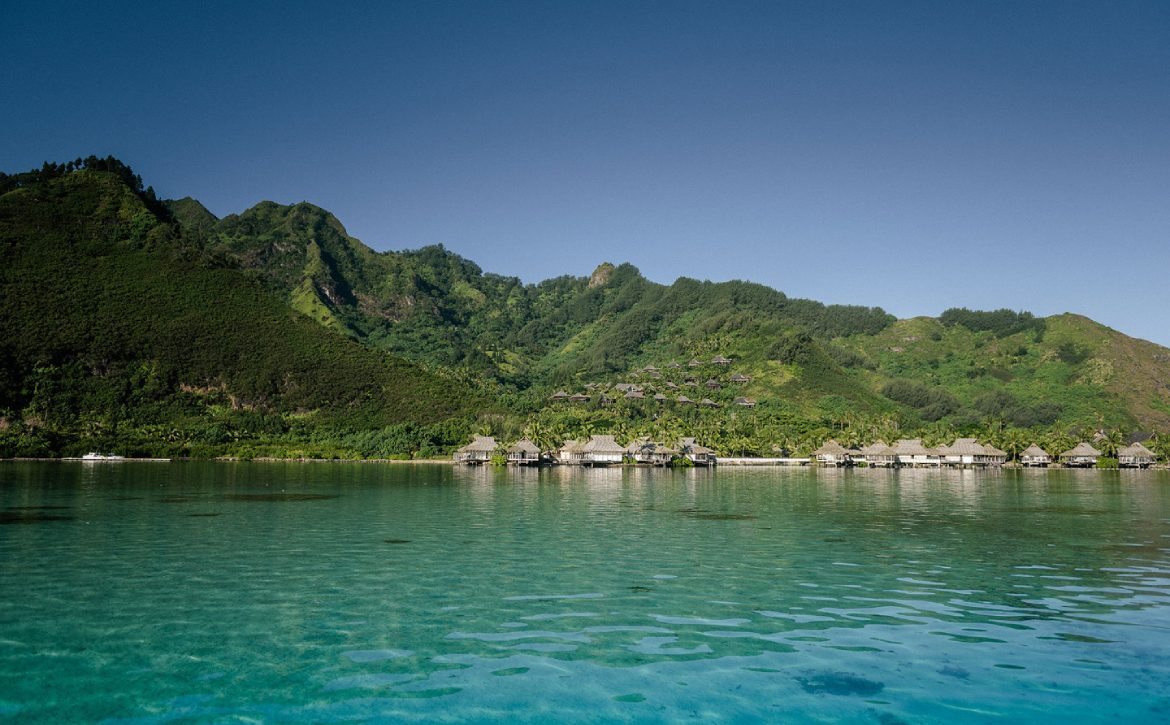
[711, 355, 732, 365]
[939, 438, 1005, 467]
[729, 373, 751, 383]
[506, 439, 542, 465]
[679, 438, 716, 466]
[1060, 442, 1101, 468]
[557, 439, 586, 465]
[733, 397, 757, 408]
[626, 438, 655, 462]
[582, 435, 626, 466]
[861, 441, 897, 467]
[891, 439, 941, 467]
[1118, 442, 1156, 468]
[813, 440, 852, 467]
[1020, 444, 1051, 467]
[455, 436, 496, 464]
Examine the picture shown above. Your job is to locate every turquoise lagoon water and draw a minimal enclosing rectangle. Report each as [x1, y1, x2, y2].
[1, 463, 1168, 723]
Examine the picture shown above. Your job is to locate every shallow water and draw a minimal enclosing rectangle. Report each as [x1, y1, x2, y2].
[1, 462, 1168, 723]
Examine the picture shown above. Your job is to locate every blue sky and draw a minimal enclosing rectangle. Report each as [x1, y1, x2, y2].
[3, 1, 1168, 345]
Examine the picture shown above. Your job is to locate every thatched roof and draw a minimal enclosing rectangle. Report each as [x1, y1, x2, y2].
[733, 397, 756, 407]
[508, 439, 541, 455]
[459, 436, 496, 453]
[711, 355, 732, 364]
[654, 393, 668, 401]
[688, 358, 704, 367]
[625, 390, 644, 399]
[983, 443, 1008, 457]
[861, 441, 890, 454]
[1061, 442, 1101, 457]
[550, 390, 569, 399]
[940, 438, 986, 456]
[729, 374, 751, 382]
[1021, 444, 1049, 457]
[814, 440, 850, 456]
[559, 439, 585, 454]
[700, 398, 720, 407]
[1118, 442, 1154, 457]
[569, 393, 590, 402]
[677, 395, 695, 404]
[583, 435, 626, 454]
[891, 439, 936, 456]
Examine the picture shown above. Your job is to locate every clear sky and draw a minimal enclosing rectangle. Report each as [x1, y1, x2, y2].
[3, 1, 1168, 345]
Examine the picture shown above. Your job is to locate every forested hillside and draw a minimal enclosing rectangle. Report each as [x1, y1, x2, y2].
[0, 159, 478, 458]
[2, 158, 1168, 460]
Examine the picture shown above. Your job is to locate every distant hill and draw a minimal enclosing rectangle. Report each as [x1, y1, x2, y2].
[0, 160, 477, 458]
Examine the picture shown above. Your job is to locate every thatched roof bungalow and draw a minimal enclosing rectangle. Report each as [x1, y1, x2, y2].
[1060, 442, 1101, 468]
[679, 437, 716, 466]
[861, 441, 896, 467]
[1020, 444, 1051, 467]
[813, 440, 852, 467]
[711, 355, 732, 365]
[733, 397, 757, 408]
[729, 373, 751, 383]
[938, 438, 1006, 467]
[507, 439, 542, 465]
[1118, 441, 1155, 468]
[569, 393, 591, 403]
[455, 436, 496, 464]
[891, 439, 941, 466]
[582, 435, 626, 466]
[558, 439, 586, 464]
[550, 390, 569, 401]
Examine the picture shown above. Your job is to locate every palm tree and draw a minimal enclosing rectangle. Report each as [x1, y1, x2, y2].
[1098, 429, 1125, 458]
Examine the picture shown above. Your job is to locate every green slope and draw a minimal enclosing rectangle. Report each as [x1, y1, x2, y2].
[0, 162, 477, 457]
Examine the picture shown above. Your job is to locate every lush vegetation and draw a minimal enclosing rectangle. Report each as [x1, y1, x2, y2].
[2, 158, 1169, 461]
[0, 164, 478, 458]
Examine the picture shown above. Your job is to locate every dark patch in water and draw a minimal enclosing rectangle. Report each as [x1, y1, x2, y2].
[797, 671, 884, 697]
[673, 507, 708, 514]
[5, 505, 71, 510]
[222, 493, 338, 502]
[823, 537, 847, 543]
[687, 513, 757, 521]
[938, 665, 969, 679]
[188, 513, 222, 517]
[874, 711, 910, 725]
[0, 512, 74, 525]
[613, 693, 646, 703]
[108, 497, 143, 501]
[159, 497, 194, 503]
[628, 586, 654, 592]
[384, 539, 411, 544]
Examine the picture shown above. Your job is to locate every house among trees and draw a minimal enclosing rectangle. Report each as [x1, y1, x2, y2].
[654, 393, 668, 403]
[625, 389, 644, 400]
[1020, 444, 1051, 467]
[679, 438, 716, 466]
[677, 395, 695, 405]
[711, 355, 732, 365]
[582, 435, 626, 466]
[1118, 441, 1156, 468]
[733, 397, 757, 408]
[550, 390, 569, 401]
[700, 398, 720, 408]
[704, 378, 721, 390]
[507, 439, 542, 465]
[688, 358, 704, 367]
[1060, 442, 1101, 468]
[813, 440, 852, 467]
[729, 373, 751, 383]
[861, 441, 896, 467]
[569, 393, 590, 403]
[455, 436, 496, 464]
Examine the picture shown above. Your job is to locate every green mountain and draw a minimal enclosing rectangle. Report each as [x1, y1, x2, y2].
[2, 158, 1168, 460]
[175, 197, 1170, 439]
[0, 159, 477, 458]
